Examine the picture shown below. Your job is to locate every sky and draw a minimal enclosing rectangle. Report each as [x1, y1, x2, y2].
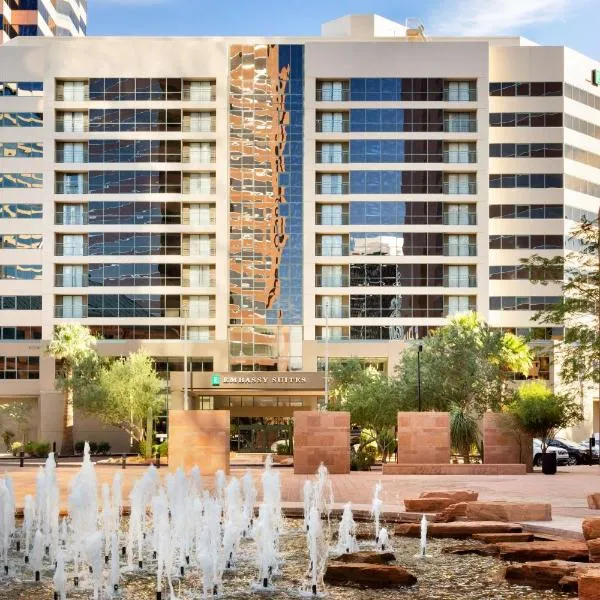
[87, 0, 600, 60]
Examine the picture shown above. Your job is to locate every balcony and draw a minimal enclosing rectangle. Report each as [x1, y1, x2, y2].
[443, 89, 477, 102]
[55, 243, 88, 256]
[55, 273, 89, 287]
[55, 304, 88, 318]
[55, 181, 88, 195]
[181, 276, 216, 287]
[444, 303, 477, 317]
[182, 215, 216, 226]
[315, 181, 349, 195]
[182, 89, 216, 102]
[181, 308, 217, 318]
[316, 149, 350, 164]
[316, 88, 350, 102]
[316, 214, 350, 226]
[182, 116, 216, 133]
[181, 246, 217, 257]
[443, 119, 477, 133]
[316, 118, 350, 133]
[443, 181, 477, 195]
[183, 183, 216, 195]
[443, 243, 477, 257]
[315, 305, 350, 318]
[55, 149, 88, 163]
[315, 274, 349, 287]
[182, 149, 216, 164]
[55, 91, 90, 101]
[315, 243, 349, 257]
[443, 275, 477, 288]
[443, 150, 477, 164]
[442, 213, 477, 226]
[55, 212, 88, 225]
[55, 122, 89, 133]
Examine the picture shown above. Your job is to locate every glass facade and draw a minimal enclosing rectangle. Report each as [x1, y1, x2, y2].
[228, 43, 304, 371]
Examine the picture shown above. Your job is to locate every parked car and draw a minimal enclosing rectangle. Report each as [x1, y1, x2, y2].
[578, 439, 600, 463]
[533, 439, 569, 467]
[548, 438, 588, 465]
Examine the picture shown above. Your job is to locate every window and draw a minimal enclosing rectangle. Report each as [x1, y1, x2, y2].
[318, 81, 346, 101]
[188, 81, 213, 102]
[445, 112, 476, 132]
[0, 265, 42, 280]
[489, 173, 563, 189]
[187, 296, 211, 318]
[188, 112, 213, 132]
[188, 142, 213, 163]
[189, 234, 212, 256]
[188, 204, 212, 226]
[447, 296, 470, 316]
[188, 265, 212, 287]
[446, 174, 475, 194]
[61, 112, 86, 133]
[447, 266, 471, 288]
[61, 235, 85, 256]
[319, 204, 343, 225]
[318, 174, 344, 194]
[489, 82, 562, 97]
[0, 113, 43, 127]
[0, 205, 42, 219]
[319, 143, 344, 164]
[187, 173, 213, 194]
[60, 296, 84, 318]
[320, 296, 343, 318]
[319, 112, 345, 133]
[62, 81, 86, 101]
[489, 112, 563, 127]
[187, 326, 211, 341]
[446, 234, 473, 256]
[60, 205, 85, 225]
[320, 235, 344, 256]
[446, 142, 473, 164]
[1, 142, 43, 158]
[0, 173, 42, 189]
[320, 265, 344, 287]
[447, 81, 471, 101]
[0, 357, 39, 379]
[60, 265, 85, 287]
[445, 204, 471, 225]
[61, 142, 86, 163]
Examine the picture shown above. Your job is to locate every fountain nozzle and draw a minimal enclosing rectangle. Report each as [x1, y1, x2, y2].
[34, 570, 40, 582]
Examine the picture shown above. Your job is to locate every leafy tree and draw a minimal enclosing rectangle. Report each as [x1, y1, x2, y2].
[395, 313, 533, 415]
[449, 405, 480, 464]
[327, 357, 369, 408]
[76, 350, 164, 457]
[47, 324, 97, 455]
[0, 401, 33, 443]
[508, 380, 584, 453]
[520, 213, 600, 398]
[339, 371, 407, 462]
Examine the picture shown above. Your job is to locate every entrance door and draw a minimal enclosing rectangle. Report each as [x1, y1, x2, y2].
[231, 417, 291, 453]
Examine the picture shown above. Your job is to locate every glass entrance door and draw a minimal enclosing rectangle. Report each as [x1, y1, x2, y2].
[230, 417, 291, 453]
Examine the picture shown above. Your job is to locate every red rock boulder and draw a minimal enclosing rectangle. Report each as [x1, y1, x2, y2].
[404, 497, 460, 512]
[472, 532, 534, 543]
[324, 563, 417, 588]
[583, 518, 600, 541]
[504, 560, 590, 591]
[419, 490, 479, 502]
[589, 538, 600, 563]
[494, 540, 589, 563]
[395, 521, 522, 538]
[587, 494, 600, 510]
[333, 551, 395, 565]
[578, 568, 600, 600]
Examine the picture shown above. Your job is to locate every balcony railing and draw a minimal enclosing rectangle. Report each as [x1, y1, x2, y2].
[316, 149, 350, 164]
[182, 215, 217, 226]
[443, 181, 477, 195]
[181, 246, 217, 257]
[55, 149, 88, 163]
[443, 89, 477, 102]
[182, 117, 216, 132]
[181, 308, 217, 318]
[55, 91, 90, 101]
[316, 119, 350, 133]
[55, 122, 89, 133]
[444, 304, 477, 317]
[442, 213, 477, 226]
[182, 89, 217, 102]
[443, 119, 477, 133]
[443, 243, 477, 257]
[181, 276, 216, 287]
[182, 150, 216, 164]
[55, 305, 88, 318]
[315, 305, 350, 318]
[55, 243, 88, 256]
[316, 334, 351, 342]
[183, 183, 217, 195]
[316, 214, 350, 226]
[55, 181, 88, 195]
[315, 243, 349, 256]
[315, 274, 349, 287]
[443, 150, 477, 164]
[55, 213, 88, 225]
[55, 273, 89, 287]
[316, 88, 350, 102]
[443, 275, 477, 288]
[315, 181, 349, 195]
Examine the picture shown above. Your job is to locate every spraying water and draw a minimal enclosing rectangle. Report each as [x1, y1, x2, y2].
[417, 514, 430, 558]
[31, 529, 44, 581]
[335, 503, 358, 555]
[306, 506, 328, 596]
[53, 549, 67, 600]
[371, 481, 383, 541]
[377, 527, 389, 552]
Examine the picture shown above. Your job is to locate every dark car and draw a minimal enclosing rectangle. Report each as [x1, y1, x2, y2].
[547, 438, 588, 465]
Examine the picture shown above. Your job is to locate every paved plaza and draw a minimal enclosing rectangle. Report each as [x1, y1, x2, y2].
[1, 461, 598, 522]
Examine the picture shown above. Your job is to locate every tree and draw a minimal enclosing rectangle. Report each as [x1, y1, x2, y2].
[327, 357, 370, 408]
[449, 405, 480, 464]
[520, 213, 600, 401]
[47, 324, 97, 455]
[76, 350, 164, 457]
[338, 371, 407, 462]
[0, 401, 33, 443]
[508, 380, 584, 453]
[395, 313, 533, 415]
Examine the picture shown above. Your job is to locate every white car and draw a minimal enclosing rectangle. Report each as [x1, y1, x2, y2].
[533, 439, 569, 467]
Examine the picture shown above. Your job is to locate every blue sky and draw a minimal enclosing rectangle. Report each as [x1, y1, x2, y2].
[88, 0, 599, 59]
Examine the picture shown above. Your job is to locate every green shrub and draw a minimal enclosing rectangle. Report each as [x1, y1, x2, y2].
[11, 441, 23, 456]
[74, 440, 85, 454]
[97, 442, 111, 455]
[350, 446, 376, 471]
[23, 441, 35, 456]
[2, 430, 15, 452]
[32, 442, 50, 458]
[157, 440, 168, 457]
[89, 441, 99, 455]
[276, 442, 291, 456]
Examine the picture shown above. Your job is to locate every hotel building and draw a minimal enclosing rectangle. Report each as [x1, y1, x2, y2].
[0, 14, 598, 451]
[1, 0, 86, 44]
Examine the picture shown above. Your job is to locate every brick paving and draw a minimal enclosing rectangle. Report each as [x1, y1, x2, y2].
[0, 461, 598, 522]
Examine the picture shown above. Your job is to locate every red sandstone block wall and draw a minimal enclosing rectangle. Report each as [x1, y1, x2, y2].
[483, 412, 532, 469]
[397, 412, 450, 464]
[168, 410, 230, 475]
[294, 411, 350, 475]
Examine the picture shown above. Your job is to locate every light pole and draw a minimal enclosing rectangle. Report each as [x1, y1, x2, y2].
[417, 343, 423, 411]
[324, 299, 330, 411]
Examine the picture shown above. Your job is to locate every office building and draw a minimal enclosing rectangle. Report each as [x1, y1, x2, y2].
[0, 14, 598, 450]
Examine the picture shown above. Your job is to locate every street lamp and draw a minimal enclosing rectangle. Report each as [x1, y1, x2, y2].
[183, 308, 189, 410]
[323, 299, 330, 411]
[417, 343, 423, 412]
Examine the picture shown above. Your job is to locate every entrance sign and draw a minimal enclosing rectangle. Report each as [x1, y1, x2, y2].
[199, 372, 324, 391]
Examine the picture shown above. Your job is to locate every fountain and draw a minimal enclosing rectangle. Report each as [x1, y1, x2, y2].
[31, 529, 44, 582]
[53, 549, 67, 600]
[371, 481, 383, 542]
[416, 513, 430, 558]
[306, 506, 327, 596]
[377, 526, 389, 552]
[335, 502, 358, 555]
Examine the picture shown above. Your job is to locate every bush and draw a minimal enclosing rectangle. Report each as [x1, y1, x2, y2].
[276, 442, 291, 456]
[97, 442, 111, 455]
[11, 441, 23, 456]
[2, 430, 15, 452]
[350, 445, 376, 471]
[89, 441, 98, 455]
[23, 441, 50, 458]
[157, 440, 168, 457]
[74, 440, 85, 455]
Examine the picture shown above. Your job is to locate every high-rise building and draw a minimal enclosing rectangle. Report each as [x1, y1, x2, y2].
[1, 0, 86, 44]
[0, 14, 598, 450]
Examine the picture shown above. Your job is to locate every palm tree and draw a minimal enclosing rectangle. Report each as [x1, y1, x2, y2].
[47, 324, 96, 455]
